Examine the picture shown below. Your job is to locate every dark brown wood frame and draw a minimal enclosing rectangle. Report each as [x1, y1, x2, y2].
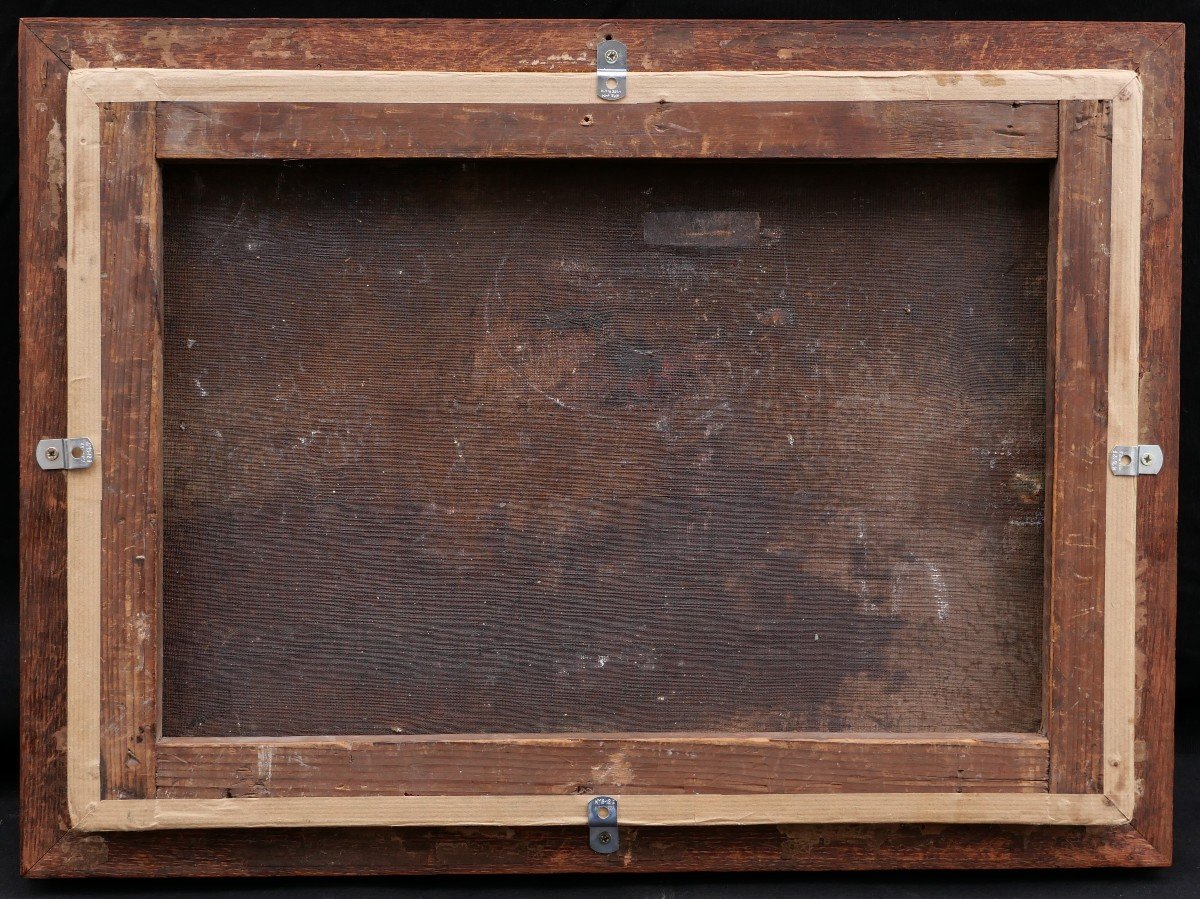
[20, 19, 1181, 875]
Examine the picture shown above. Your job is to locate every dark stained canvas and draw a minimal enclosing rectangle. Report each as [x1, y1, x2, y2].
[160, 160, 1049, 737]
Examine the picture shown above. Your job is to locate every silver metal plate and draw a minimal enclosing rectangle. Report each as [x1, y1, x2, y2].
[1109, 444, 1162, 477]
[596, 39, 627, 101]
[587, 796, 619, 854]
[37, 437, 95, 471]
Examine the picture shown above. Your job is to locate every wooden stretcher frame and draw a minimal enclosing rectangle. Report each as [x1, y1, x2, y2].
[21, 19, 1181, 875]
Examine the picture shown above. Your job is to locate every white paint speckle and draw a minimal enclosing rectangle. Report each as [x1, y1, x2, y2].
[926, 563, 950, 621]
[257, 746, 274, 783]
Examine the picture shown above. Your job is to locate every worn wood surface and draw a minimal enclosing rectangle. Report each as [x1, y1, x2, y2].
[159, 159, 1048, 738]
[1101, 83, 1144, 817]
[20, 18, 1182, 875]
[154, 100, 1059, 160]
[154, 734, 1050, 798]
[76, 793, 1127, 831]
[1129, 24, 1182, 857]
[25, 820, 1167, 876]
[26, 18, 1180, 76]
[99, 103, 162, 801]
[18, 24, 71, 875]
[72, 67, 1140, 107]
[1044, 99, 1111, 794]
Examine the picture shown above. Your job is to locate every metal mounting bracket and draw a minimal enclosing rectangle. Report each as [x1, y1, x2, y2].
[1109, 444, 1163, 477]
[596, 39, 627, 101]
[36, 437, 94, 471]
[587, 796, 619, 854]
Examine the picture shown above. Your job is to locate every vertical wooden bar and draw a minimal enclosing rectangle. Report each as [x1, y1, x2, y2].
[1103, 83, 1143, 817]
[1130, 29, 1183, 856]
[1045, 99, 1112, 793]
[65, 70, 104, 825]
[19, 25, 73, 870]
[99, 102, 162, 799]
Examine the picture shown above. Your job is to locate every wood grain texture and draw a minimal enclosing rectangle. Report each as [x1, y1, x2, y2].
[20, 17, 1182, 875]
[1102, 83, 1143, 817]
[154, 100, 1059, 160]
[26, 18, 1180, 75]
[25, 819, 1166, 877]
[159, 160, 1048, 739]
[18, 24, 72, 874]
[98, 103, 162, 800]
[77, 793, 1124, 831]
[154, 734, 1050, 799]
[74, 68, 1135, 106]
[1127, 25, 1182, 860]
[64, 67, 104, 826]
[1044, 99, 1111, 794]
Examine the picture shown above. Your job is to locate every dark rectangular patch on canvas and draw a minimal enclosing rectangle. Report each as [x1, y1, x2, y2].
[643, 209, 763, 247]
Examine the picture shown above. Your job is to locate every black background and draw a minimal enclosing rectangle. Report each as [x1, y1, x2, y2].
[3, 2, 1197, 894]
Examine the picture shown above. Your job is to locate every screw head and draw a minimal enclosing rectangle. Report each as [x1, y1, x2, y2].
[44, 447, 59, 461]
[604, 48, 619, 64]
[597, 830, 612, 844]
[1142, 452, 1154, 465]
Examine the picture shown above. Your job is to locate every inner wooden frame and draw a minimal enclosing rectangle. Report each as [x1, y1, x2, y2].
[64, 67, 1141, 832]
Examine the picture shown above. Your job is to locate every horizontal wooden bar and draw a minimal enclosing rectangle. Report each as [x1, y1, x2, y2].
[75, 67, 1139, 105]
[154, 100, 1058, 160]
[155, 733, 1050, 799]
[81, 791, 1123, 831]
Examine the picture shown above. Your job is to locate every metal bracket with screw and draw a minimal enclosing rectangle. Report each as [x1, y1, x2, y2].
[596, 39, 627, 101]
[587, 796, 619, 854]
[36, 437, 95, 471]
[1109, 444, 1163, 477]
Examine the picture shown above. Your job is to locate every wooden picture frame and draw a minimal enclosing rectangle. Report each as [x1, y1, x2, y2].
[19, 18, 1181, 875]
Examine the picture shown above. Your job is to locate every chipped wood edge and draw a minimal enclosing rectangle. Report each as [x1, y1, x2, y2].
[1103, 77, 1143, 821]
[65, 66, 1141, 830]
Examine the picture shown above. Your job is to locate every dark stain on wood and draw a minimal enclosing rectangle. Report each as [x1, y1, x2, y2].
[159, 159, 1049, 737]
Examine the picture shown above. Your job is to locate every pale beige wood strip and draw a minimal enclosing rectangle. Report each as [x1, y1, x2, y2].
[65, 76, 103, 826]
[80, 793, 1125, 831]
[63, 65, 1142, 832]
[1104, 78, 1143, 818]
[76, 68, 1135, 105]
